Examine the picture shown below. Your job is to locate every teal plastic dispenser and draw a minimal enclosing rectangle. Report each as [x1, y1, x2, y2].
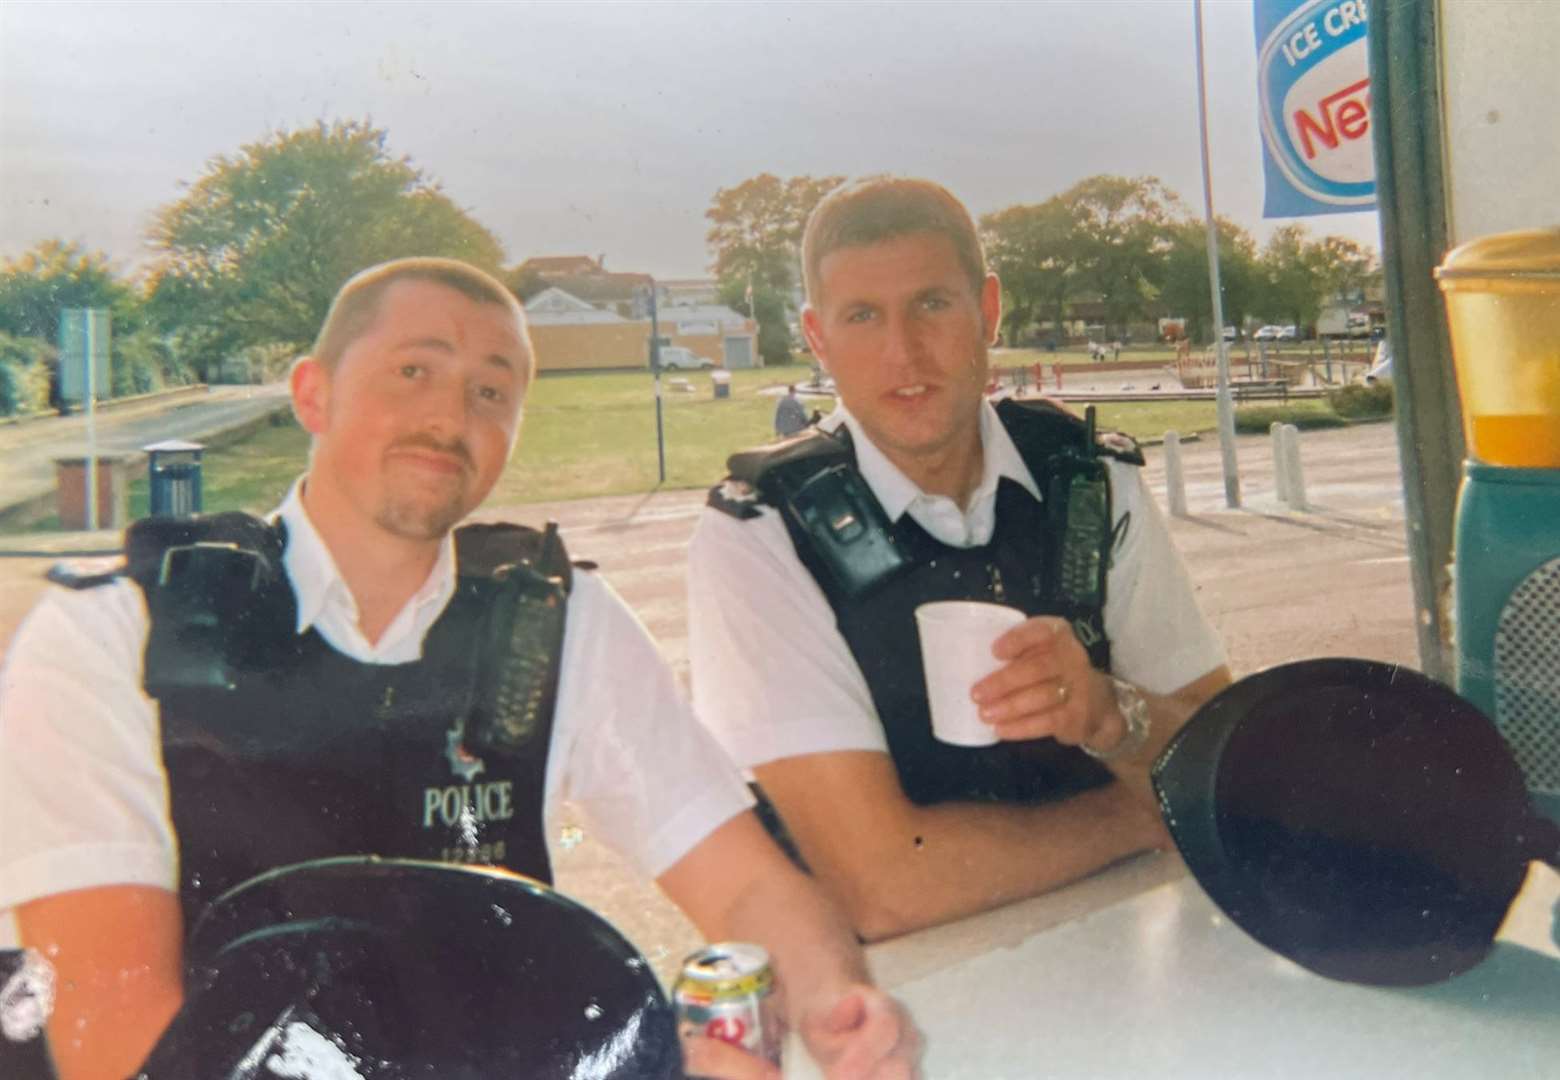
[1439, 230, 1560, 825]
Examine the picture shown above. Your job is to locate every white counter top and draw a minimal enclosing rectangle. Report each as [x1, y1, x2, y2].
[790, 854, 1560, 1079]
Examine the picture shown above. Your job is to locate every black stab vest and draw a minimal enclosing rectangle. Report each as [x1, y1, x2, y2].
[713, 399, 1142, 806]
[111, 513, 569, 933]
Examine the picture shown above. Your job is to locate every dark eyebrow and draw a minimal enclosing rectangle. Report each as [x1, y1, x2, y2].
[394, 336, 517, 373]
[393, 336, 455, 354]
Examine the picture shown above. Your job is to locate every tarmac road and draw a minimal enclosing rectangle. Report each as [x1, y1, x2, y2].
[0, 383, 292, 522]
[0, 417, 1417, 989]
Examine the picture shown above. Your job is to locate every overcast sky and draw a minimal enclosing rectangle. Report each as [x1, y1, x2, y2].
[1, 0, 1382, 281]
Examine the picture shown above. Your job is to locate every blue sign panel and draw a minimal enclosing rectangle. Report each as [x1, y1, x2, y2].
[58, 308, 112, 403]
[1255, 0, 1376, 217]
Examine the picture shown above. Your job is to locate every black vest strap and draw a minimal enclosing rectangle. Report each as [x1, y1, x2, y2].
[712, 401, 1142, 806]
[121, 513, 572, 935]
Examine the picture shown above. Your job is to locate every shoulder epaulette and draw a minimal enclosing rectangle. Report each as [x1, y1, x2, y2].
[707, 478, 764, 520]
[46, 555, 129, 590]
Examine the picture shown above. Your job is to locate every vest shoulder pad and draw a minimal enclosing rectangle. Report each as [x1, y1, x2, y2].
[122, 512, 286, 588]
[710, 428, 853, 520]
[997, 398, 1145, 466]
[454, 521, 574, 592]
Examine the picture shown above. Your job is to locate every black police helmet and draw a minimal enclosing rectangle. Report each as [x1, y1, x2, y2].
[1152, 658, 1560, 987]
[136, 857, 682, 1079]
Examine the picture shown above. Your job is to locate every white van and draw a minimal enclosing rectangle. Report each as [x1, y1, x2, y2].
[656, 346, 714, 370]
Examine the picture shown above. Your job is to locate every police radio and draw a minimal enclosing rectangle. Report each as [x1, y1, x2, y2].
[1047, 406, 1112, 611]
[781, 462, 910, 599]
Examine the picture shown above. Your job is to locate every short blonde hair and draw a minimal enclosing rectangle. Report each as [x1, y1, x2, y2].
[802, 177, 987, 304]
[312, 257, 531, 376]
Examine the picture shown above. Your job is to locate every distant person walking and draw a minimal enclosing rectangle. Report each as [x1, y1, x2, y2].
[774, 384, 810, 437]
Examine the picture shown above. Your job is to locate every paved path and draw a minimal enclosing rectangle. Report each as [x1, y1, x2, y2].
[0, 418, 1418, 987]
[0, 384, 291, 521]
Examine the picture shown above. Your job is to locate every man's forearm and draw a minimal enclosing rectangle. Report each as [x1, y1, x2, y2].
[756, 751, 1169, 943]
[844, 782, 1166, 940]
[659, 814, 868, 1021]
[657, 812, 922, 1078]
[717, 862, 872, 1024]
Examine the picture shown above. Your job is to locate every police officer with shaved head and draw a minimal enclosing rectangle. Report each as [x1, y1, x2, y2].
[0, 258, 919, 1079]
[690, 178, 1232, 940]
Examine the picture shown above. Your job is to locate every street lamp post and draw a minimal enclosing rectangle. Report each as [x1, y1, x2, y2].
[647, 279, 667, 484]
[1194, 0, 1242, 509]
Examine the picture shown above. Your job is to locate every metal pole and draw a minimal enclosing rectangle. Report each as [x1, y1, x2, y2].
[85, 310, 99, 531]
[649, 280, 666, 484]
[1193, 0, 1241, 509]
[1163, 431, 1188, 517]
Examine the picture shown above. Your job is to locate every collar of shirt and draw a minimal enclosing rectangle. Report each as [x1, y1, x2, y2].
[827, 399, 1041, 549]
[275, 479, 458, 664]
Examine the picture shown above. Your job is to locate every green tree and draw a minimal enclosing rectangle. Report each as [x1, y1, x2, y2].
[1258, 224, 1328, 330]
[0, 241, 183, 403]
[1158, 217, 1262, 343]
[1310, 235, 1379, 306]
[0, 332, 54, 416]
[705, 173, 842, 364]
[980, 198, 1077, 346]
[1061, 175, 1182, 336]
[0, 240, 142, 341]
[111, 329, 190, 397]
[147, 120, 504, 378]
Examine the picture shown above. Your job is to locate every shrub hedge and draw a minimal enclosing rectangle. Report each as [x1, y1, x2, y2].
[1233, 404, 1350, 434]
[1327, 381, 1395, 419]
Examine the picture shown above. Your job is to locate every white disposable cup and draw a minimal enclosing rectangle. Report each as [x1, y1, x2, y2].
[914, 601, 1027, 747]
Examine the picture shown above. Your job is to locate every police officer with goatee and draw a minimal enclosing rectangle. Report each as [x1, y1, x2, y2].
[0, 259, 920, 1080]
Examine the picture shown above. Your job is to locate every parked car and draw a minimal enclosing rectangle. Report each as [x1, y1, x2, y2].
[1364, 340, 1393, 384]
[1277, 325, 1301, 342]
[1221, 325, 1241, 342]
[1254, 325, 1284, 341]
[656, 345, 714, 370]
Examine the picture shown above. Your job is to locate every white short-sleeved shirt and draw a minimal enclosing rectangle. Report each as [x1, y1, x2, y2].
[0, 485, 753, 946]
[687, 400, 1227, 769]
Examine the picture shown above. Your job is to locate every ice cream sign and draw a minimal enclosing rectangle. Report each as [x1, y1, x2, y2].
[1255, 0, 1376, 217]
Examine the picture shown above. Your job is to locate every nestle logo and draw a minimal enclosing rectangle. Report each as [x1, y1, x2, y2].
[1294, 77, 1371, 161]
[1272, 37, 1376, 193]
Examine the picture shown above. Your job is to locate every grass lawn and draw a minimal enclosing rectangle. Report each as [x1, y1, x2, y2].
[119, 365, 1334, 515]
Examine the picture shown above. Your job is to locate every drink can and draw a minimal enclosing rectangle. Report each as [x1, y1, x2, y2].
[673, 942, 782, 1066]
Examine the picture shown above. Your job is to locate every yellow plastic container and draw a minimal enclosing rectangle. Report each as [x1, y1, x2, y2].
[1436, 228, 1560, 468]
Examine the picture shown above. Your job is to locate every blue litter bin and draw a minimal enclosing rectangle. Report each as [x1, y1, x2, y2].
[711, 369, 732, 400]
[144, 439, 205, 517]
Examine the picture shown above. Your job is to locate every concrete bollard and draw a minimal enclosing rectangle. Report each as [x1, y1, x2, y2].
[1163, 431, 1187, 517]
[1282, 423, 1308, 510]
[1270, 422, 1292, 504]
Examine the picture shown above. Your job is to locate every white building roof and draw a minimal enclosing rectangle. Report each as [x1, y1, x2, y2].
[663, 304, 750, 333]
[523, 286, 629, 325]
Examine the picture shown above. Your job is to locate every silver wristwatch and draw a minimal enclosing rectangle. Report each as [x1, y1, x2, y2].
[1082, 677, 1152, 761]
